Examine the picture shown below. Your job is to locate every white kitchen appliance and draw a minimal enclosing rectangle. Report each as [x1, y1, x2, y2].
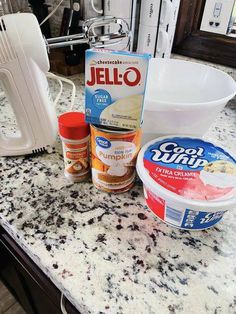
[0, 13, 58, 156]
[155, 0, 180, 58]
[0, 13, 131, 157]
[137, 0, 162, 55]
[137, 0, 180, 58]
[137, 0, 174, 56]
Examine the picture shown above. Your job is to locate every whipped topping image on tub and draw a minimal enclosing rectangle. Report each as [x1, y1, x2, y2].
[90, 124, 141, 193]
[200, 160, 236, 188]
[137, 136, 236, 230]
[85, 49, 151, 130]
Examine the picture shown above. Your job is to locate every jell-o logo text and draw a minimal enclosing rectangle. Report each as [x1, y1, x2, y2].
[87, 66, 141, 86]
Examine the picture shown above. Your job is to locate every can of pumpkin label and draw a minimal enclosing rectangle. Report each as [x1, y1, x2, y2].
[90, 124, 142, 193]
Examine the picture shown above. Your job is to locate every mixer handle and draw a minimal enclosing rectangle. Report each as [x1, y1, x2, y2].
[0, 68, 35, 155]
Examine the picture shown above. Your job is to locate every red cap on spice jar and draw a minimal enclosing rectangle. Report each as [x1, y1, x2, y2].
[58, 112, 90, 140]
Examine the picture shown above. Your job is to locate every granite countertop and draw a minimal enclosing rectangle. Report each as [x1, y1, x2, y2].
[0, 63, 236, 314]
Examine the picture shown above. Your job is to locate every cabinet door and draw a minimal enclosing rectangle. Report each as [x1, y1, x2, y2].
[0, 240, 39, 313]
[0, 228, 79, 314]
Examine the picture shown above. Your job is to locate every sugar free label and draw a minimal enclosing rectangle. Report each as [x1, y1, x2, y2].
[92, 89, 112, 109]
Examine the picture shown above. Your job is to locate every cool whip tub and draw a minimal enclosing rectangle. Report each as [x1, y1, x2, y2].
[137, 136, 236, 230]
[85, 49, 150, 130]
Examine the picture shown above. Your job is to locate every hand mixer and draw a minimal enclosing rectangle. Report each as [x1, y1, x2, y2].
[0, 13, 131, 156]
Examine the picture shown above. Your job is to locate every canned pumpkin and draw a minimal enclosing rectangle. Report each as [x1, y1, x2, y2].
[90, 125, 141, 193]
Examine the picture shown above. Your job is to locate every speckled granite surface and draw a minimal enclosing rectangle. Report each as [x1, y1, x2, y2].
[0, 65, 236, 314]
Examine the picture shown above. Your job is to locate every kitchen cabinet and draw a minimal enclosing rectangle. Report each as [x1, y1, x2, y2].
[0, 227, 79, 314]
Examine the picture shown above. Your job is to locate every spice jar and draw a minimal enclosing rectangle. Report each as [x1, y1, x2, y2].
[58, 112, 90, 182]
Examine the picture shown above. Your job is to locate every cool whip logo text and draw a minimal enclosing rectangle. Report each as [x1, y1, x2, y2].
[200, 211, 225, 224]
[87, 66, 141, 87]
[151, 142, 208, 169]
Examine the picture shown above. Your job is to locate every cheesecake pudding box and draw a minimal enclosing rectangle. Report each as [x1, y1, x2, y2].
[85, 49, 151, 130]
[84, 49, 150, 193]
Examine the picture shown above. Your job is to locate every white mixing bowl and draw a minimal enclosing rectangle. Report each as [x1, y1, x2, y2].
[142, 58, 236, 144]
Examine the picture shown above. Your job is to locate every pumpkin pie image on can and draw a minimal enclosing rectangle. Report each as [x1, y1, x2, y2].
[90, 125, 141, 193]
